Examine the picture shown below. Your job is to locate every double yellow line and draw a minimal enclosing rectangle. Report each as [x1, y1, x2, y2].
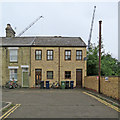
[83, 92, 120, 112]
[0, 104, 21, 120]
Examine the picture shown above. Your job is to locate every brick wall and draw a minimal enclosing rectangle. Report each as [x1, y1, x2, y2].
[84, 76, 99, 92]
[84, 76, 120, 100]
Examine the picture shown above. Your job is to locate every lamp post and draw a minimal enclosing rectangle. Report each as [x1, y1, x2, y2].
[98, 20, 102, 93]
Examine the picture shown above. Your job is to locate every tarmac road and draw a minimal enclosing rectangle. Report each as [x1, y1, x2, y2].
[2, 88, 119, 119]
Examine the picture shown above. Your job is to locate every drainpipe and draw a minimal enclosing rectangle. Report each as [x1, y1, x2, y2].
[58, 47, 60, 84]
[30, 37, 36, 76]
[30, 47, 31, 76]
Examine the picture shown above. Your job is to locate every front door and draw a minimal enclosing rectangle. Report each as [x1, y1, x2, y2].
[35, 69, 42, 87]
[22, 68, 29, 87]
[76, 69, 82, 88]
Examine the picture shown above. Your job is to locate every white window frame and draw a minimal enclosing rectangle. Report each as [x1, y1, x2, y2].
[9, 47, 18, 62]
[8, 66, 19, 81]
[9, 69, 18, 81]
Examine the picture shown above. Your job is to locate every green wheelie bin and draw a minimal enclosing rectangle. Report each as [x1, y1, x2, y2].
[61, 81, 66, 89]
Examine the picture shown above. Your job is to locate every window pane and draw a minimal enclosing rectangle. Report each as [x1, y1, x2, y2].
[10, 50, 17, 55]
[68, 56, 71, 60]
[47, 50, 53, 60]
[47, 71, 53, 79]
[50, 56, 53, 59]
[80, 56, 82, 60]
[36, 55, 38, 60]
[76, 50, 82, 60]
[65, 51, 67, 55]
[65, 56, 68, 60]
[35, 50, 42, 60]
[76, 51, 79, 55]
[14, 69, 17, 73]
[80, 51, 82, 55]
[36, 51, 38, 55]
[48, 51, 50, 55]
[68, 51, 71, 55]
[65, 51, 71, 60]
[50, 51, 52, 55]
[47, 56, 49, 60]
[14, 73, 17, 79]
[10, 50, 18, 62]
[65, 71, 71, 79]
[10, 69, 17, 80]
[39, 51, 41, 55]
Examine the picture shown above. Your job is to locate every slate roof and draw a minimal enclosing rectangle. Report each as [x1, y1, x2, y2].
[0, 37, 86, 47]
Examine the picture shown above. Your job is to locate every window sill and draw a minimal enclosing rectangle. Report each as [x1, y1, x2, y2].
[10, 61, 18, 63]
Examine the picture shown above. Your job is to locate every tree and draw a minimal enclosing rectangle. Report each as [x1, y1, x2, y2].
[87, 43, 120, 76]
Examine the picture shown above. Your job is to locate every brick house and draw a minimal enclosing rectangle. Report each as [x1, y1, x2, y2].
[1, 24, 87, 88]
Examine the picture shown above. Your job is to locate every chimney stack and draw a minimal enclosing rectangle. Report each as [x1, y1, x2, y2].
[5, 24, 16, 37]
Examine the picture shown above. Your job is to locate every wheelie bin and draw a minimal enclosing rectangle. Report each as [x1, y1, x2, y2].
[65, 81, 69, 89]
[70, 81, 74, 89]
[40, 81, 44, 89]
[46, 81, 50, 89]
[61, 81, 65, 89]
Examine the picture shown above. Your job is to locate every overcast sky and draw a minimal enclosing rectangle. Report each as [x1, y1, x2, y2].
[0, 1, 118, 59]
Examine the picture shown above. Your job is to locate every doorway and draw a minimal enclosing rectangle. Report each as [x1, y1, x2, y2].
[22, 68, 29, 87]
[35, 69, 42, 87]
[76, 69, 82, 88]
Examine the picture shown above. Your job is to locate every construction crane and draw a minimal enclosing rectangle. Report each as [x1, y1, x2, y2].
[88, 6, 96, 50]
[17, 16, 43, 37]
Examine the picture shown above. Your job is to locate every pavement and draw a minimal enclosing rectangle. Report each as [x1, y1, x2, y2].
[83, 88, 120, 107]
[2, 102, 9, 108]
[1, 88, 120, 119]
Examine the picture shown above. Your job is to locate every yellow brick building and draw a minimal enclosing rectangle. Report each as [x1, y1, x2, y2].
[30, 37, 87, 88]
[1, 36, 87, 88]
[1, 25, 87, 88]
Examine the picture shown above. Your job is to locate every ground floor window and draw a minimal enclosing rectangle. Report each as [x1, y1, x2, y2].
[10, 69, 17, 81]
[47, 71, 53, 79]
[65, 71, 71, 79]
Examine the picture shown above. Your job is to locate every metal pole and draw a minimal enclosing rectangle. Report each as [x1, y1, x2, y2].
[98, 20, 102, 93]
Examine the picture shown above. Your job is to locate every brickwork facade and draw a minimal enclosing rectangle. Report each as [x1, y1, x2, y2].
[2, 46, 87, 88]
[30, 47, 87, 87]
[2, 47, 31, 87]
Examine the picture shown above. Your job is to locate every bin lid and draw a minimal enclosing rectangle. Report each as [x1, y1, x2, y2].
[61, 81, 66, 83]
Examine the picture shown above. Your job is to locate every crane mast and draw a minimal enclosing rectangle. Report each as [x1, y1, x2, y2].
[88, 6, 96, 50]
[17, 16, 43, 37]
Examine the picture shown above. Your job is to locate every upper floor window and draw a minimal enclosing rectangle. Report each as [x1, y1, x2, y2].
[35, 50, 42, 60]
[65, 50, 71, 60]
[76, 50, 82, 60]
[65, 71, 71, 79]
[10, 69, 17, 81]
[47, 71, 53, 79]
[47, 50, 53, 60]
[10, 49, 18, 62]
